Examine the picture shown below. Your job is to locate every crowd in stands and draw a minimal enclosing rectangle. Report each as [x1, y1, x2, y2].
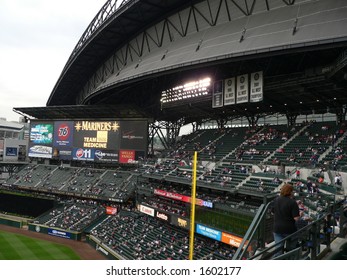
[90, 211, 237, 260]
[33, 199, 105, 231]
[1, 121, 346, 260]
[3, 165, 135, 202]
[137, 180, 262, 213]
[142, 196, 188, 217]
[290, 178, 337, 221]
[234, 126, 291, 162]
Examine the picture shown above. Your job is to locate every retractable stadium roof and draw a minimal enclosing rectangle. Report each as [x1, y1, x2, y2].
[17, 0, 347, 123]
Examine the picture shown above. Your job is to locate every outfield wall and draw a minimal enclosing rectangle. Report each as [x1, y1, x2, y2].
[28, 223, 82, 241]
[86, 235, 123, 260]
[0, 215, 22, 228]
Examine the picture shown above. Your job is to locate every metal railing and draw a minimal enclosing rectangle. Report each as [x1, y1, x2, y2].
[233, 192, 343, 260]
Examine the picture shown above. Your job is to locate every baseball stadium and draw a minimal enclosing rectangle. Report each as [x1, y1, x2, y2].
[1, 0, 347, 260]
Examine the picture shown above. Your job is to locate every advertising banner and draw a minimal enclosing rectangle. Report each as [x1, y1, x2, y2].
[28, 145, 53, 158]
[119, 150, 135, 163]
[171, 216, 190, 230]
[72, 148, 95, 161]
[154, 189, 213, 208]
[30, 123, 53, 144]
[105, 206, 118, 215]
[120, 121, 147, 150]
[5, 147, 17, 156]
[53, 147, 73, 160]
[137, 204, 155, 217]
[94, 149, 119, 162]
[54, 121, 74, 147]
[196, 198, 213, 208]
[155, 210, 170, 223]
[196, 224, 222, 241]
[29, 122, 54, 158]
[221, 232, 244, 248]
[48, 228, 72, 239]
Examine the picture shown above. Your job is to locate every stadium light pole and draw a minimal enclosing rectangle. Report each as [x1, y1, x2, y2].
[189, 151, 198, 260]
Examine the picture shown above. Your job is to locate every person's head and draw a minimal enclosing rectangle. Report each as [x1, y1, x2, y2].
[280, 183, 294, 197]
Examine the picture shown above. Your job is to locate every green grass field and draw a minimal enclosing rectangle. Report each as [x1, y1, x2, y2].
[0, 230, 81, 260]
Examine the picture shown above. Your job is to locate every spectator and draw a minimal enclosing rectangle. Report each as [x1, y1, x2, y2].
[272, 184, 300, 258]
[257, 179, 264, 191]
[334, 173, 342, 186]
[295, 169, 301, 179]
[306, 180, 313, 193]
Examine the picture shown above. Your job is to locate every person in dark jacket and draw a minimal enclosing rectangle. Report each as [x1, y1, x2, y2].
[272, 183, 300, 257]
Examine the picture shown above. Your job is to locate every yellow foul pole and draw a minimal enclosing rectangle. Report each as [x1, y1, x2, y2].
[189, 151, 197, 260]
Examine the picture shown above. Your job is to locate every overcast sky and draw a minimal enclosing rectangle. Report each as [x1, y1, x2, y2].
[0, 0, 106, 122]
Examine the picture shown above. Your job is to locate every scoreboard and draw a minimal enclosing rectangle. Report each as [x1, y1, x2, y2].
[160, 72, 263, 109]
[28, 119, 148, 163]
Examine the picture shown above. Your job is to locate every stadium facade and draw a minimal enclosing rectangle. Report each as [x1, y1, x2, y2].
[0, 118, 28, 178]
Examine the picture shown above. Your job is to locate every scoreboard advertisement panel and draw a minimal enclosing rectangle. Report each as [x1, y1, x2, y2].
[120, 121, 147, 150]
[94, 149, 119, 162]
[28, 122, 54, 158]
[54, 121, 74, 147]
[73, 120, 120, 150]
[53, 121, 74, 160]
[72, 148, 95, 161]
[29, 119, 148, 162]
